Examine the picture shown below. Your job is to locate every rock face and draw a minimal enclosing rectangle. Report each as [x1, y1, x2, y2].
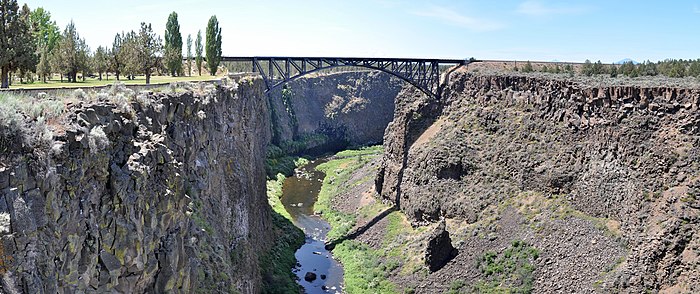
[0, 79, 272, 293]
[268, 71, 402, 153]
[425, 221, 457, 272]
[377, 71, 700, 292]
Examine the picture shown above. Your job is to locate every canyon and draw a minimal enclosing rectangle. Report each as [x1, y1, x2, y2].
[0, 67, 698, 293]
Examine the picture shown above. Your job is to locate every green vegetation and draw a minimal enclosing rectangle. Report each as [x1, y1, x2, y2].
[266, 174, 291, 219]
[333, 241, 398, 294]
[0, 92, 63, 152]
[31, 7, 59, 84]
[260, 172, 305, 294]
[186, 34, 193, 76]
[471, 240, 539, 294]
[195, 30, 203, 76]
[1, 3, 222, 88]
[0, 0, 36, 88]
[264, 144, 310, 178]
[315, 146, 383, 240]
[312, 146, 429, 293]
[205, 15, 222, 76]
[9, 74, 217, 89]
[164, 12, 183, 77]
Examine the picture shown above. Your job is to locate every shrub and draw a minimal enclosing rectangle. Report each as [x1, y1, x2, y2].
[88, 126, 110, 153]
[73, 89, 87, 100]
[474, 240, 539, 293]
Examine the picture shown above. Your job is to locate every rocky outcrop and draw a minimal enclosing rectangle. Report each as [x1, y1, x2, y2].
[425, 221, 457, 272]
[268, 71, 401, 154]
[377, 70, 700, 292]
[0, 79, 273, 293]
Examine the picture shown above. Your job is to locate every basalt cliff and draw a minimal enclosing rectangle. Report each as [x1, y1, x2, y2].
[376, 70, 700, 292]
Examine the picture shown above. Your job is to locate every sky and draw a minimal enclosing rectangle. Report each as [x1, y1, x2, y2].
[23, 0, 700, 63]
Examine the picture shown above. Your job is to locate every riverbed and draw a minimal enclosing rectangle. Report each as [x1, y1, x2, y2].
[281, 159, 344, 293]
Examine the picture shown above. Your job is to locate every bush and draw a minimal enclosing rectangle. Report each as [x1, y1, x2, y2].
[88, 126, 110, 153]
[72, 88, 87, 100]
[474, 240, 539, 293]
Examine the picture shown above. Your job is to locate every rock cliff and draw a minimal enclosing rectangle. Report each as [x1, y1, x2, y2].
[0, 79, 272, 293]
[377, 70, 700, 292]
[268, 71, 401, 154]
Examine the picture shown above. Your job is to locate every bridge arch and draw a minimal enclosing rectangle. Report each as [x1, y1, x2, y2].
[222, 57, 469, 98]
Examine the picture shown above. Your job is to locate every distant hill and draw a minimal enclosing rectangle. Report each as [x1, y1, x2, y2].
[614, 58, 639, 65]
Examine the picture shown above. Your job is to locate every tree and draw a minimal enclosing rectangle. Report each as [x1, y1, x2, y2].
[164, 11, 182, 76]
[522, 61, 533, 73]
[205, 15, 222, 76]
[36, 46, 51, 82]
[77, 38, 90, 81]
[119, 31, 139, 80]
[619, 61, 637, 77]
[0, 0, 37, 88]
[54, 21, 84, 82]
[30, 7, 60, 83]
[15, 4, 37, 84]
[93, 46, 109, 80]
[135, 22, 162, 84]
[195, 30, 203, 76]
[581, 59, 594, 76]
[591, 60, 605, 75]
[186, 34, 192, 76]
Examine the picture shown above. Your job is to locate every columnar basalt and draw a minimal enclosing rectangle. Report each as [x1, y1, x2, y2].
[377, 70, 700, 292]
[0, 79, 272, 293]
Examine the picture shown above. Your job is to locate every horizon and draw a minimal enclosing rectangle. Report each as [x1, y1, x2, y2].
[23, 0, 700, 63]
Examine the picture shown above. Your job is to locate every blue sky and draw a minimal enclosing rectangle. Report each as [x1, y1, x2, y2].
[24, 0, 700, 62]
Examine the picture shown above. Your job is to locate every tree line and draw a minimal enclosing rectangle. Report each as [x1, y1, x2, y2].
[0, 0, 223, 88]
[516, 59, 700, 78]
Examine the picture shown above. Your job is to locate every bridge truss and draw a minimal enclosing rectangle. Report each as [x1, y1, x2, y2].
[221, 57, 469, 98]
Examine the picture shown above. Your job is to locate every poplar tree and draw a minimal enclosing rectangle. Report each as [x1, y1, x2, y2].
[186, 34, 192, 76]
[164, 12, 182, 76]
[195, 30, 202, 76]
[205, 15, 222, 76]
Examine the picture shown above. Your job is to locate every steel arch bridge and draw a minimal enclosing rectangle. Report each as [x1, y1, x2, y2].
[221, 57, 470, 98]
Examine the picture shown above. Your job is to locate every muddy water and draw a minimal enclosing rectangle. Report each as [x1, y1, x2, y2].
[281, 159, 344, 293]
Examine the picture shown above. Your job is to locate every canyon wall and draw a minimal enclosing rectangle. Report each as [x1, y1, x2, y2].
[377, 71, 700, 292]
[0, 79, 272, 293]
[268, 71, 401, 154]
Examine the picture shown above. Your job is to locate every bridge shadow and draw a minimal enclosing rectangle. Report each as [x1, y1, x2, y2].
[324, 205, 398, 250]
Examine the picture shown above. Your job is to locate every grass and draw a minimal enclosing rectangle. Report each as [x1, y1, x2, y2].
[313, 146, 431, 293]
[315, 145, 384, 241]
[260, 174, 305, 294]
[266, 174, 292, 220]
[333, 241, 399, 294]
[9, 74, 219, 89]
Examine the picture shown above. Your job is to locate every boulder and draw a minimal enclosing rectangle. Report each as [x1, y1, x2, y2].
[304, 272, 317, 282]
[425, 221, 457, 272]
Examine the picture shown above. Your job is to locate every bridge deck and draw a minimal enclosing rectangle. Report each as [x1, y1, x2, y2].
[221, 56, 470, 65]
[221, 56, 472, 98]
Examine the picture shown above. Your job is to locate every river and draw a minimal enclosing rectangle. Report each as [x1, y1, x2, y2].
[280, 159, 344, 293]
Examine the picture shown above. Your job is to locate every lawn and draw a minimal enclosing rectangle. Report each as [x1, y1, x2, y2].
[9, 74, 220, 89]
